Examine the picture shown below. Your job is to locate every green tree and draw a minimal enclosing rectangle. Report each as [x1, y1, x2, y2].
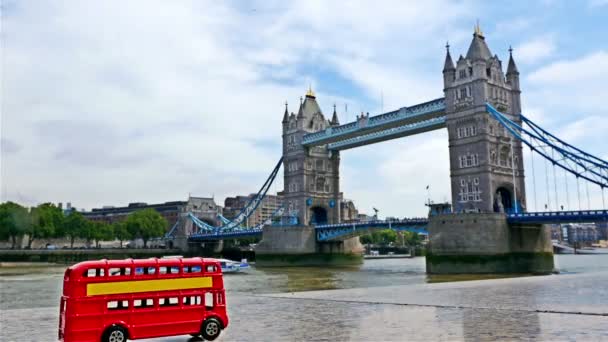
[360, 234, 373, 245]
[112, 221, 131, 248]
[92, 222, 114, 248]
[0, 202, 31, 249]
[125, 209, 167, 248]
[64, 212, 88, 248]
[27, 203, 63, 248]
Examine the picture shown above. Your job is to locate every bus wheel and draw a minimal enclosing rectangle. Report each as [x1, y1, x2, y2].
[201, 318, 222, 341]
[102, 325, 128, 342]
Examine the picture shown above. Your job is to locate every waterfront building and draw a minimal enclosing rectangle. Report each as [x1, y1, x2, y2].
[83, 196, 222, 231]
[223, 193, 283, 227]
[340, 199, 359, 222]
[564, 223, 598, 245]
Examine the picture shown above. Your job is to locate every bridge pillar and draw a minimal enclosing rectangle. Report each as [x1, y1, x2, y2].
[443, 29, 526, 214]
[426, 213, 554, 274]
[282, 89, 341, 227]
[255, 225, 364, 266]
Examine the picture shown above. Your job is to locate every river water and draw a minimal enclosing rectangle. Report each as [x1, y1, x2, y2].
[1, 255, 607, 341]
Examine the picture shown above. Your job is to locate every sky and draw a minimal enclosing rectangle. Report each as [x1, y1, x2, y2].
[1, 0, 607, 217]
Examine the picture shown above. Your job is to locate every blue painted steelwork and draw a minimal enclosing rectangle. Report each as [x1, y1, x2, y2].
[187, 157, 283, 237]
[217, 214, 231, 225]
[315, 219, 429, 241]
[486, 103, 608, 188]
[507, 210, 608, 224]
[302, 98, 446, 148]
[328, 117, 446, 150]
[189, 229, 263, 241]
[164, 220, 180, 238]
[189, 207, 287, 240]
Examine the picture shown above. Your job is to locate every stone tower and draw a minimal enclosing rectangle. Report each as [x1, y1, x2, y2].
[282, 88, 341, 225]
[443, 25, 526, 213]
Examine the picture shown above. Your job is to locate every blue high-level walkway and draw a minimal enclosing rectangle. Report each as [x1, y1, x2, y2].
[302, 98, 446, 150]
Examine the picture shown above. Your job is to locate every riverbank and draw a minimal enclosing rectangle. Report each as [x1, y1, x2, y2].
[0, 248, 182, 263]
[2, 267, 607, 341]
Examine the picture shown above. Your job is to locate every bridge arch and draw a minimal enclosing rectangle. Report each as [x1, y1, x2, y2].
[310, 206, 328, 225]
[494, 185, 513, 213]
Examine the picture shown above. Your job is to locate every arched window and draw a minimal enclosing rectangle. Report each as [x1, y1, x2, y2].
[316, 177, 325, 192]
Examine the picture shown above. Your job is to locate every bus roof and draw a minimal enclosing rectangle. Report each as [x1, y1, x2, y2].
[67, 257, 219, 273]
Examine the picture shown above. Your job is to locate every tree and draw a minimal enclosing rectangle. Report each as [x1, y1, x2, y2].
[64, 212, 88, 248]
[0, 202, 31, 249]
[125, 209, 167, 248]
[91, 222, 114, 248]
[112, 221, 131, 248]
[360, 234, 373, 245]
[27, 203, 63, 248]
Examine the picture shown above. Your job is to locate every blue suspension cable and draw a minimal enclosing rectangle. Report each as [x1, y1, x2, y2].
[552, 149, 559, 211]
[544, 157, 551, 211]
[585, 181, 591, 210]
[564, 167, 570, 211]
[530, 146, 538, 211]
[576, 176, 582, 211]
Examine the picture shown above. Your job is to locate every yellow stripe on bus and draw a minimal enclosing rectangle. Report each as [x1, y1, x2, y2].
[87, 277, 213, 296]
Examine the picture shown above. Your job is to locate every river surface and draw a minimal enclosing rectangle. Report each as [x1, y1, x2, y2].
[1, 255, 607, 341]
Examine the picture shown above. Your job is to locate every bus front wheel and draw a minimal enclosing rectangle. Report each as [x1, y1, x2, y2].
[201, 318, 222, 341]
[102, 325, 128, 342]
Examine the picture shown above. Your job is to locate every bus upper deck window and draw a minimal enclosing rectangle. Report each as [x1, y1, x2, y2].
[170, 266, 179, 274]
[86, 268, 105, 277]
[135, 267, 155, 275]
[109, 267, 131, 276]
[206, 265, 216, 273]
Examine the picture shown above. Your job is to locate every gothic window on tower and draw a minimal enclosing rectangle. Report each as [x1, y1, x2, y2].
[316, 159, 324, 171]
[468, 67, 473, 76]
[316, 177, 325, 192]
[459, 69, 466, 79]
[459, 88, 467, 99]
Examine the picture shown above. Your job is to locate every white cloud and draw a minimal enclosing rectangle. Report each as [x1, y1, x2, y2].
[1, 0, 474, 217]
[514, 36, 556, 64]
[528, 51, 608, 84]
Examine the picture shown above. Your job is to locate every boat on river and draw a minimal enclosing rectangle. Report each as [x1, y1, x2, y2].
[218, 259, 250, 273]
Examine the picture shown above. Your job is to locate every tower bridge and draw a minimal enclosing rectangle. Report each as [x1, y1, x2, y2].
[179, 27, 608, 273]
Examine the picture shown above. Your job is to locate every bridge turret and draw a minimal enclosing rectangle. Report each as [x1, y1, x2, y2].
[331, 104, 340, 126]
[442, 42, 456, 88]
[282, 88, 341, 227]
[506, 47, 521, 114]
[444, 25, 527, 214]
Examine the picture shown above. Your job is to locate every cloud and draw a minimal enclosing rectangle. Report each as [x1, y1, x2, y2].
[528, 51, 608, 84]
[514, 36, 556, 64]
[1, 0, 475, 216]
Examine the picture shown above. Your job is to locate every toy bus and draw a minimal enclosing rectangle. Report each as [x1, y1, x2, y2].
[58, 257, 229, 342]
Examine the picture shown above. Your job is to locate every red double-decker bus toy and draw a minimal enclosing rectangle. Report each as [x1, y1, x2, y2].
[58, 257, 229, 342]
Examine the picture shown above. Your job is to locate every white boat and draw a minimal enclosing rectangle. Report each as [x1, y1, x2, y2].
[218, 259, 250, 273]
[576, 248, 608, 255]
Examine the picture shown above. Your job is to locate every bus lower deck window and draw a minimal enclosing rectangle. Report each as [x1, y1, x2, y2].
[107, 300, 129, 310]
[183, 296, 201, 306]
[159, 297, 178, 307]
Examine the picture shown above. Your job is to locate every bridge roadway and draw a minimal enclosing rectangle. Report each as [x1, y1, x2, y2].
[301, 98, 446, 150]
[186, 210, 608, 242]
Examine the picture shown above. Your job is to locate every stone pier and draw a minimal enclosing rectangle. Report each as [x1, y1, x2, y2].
[426, 213, 554, 274]
[255, 225, 364, 266]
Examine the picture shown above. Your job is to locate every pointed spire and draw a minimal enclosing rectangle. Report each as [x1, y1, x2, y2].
[466, 22, 492, 61]
[297, 96, 304, 118]
[282, 101, 289, 123]
[443, 41, 455, 72]
[506, 46, 519, 75]
[306, 84, 315, 98]
[331, 103, 339, 125]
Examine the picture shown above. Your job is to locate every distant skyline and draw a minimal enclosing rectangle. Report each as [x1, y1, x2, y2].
[2, 1, 607, 217]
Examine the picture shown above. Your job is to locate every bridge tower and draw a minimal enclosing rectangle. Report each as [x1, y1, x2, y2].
[282, 88, 341, 226]
[443, 25, 526, 214]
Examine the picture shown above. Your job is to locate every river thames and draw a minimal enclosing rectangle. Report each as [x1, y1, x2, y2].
[1, 255, 607, 341]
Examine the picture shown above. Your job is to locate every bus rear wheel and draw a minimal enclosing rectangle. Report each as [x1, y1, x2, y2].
[201, 318, 222, 341]
[102, 325, 128, 342]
